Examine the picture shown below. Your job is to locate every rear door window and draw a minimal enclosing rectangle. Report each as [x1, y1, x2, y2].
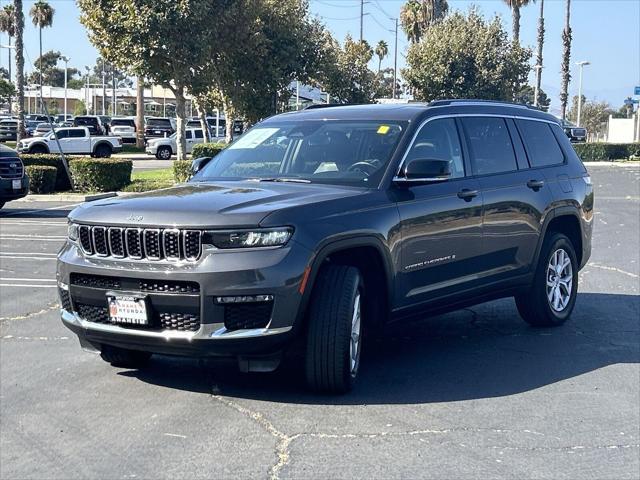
[516, 119, 565, 167]
[461, 117, 518, 175]
[68, 129, 86, 138]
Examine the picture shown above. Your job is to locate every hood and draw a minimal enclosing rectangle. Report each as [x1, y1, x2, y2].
[19, 136, 42, 145]
[69, 181, 365, 228]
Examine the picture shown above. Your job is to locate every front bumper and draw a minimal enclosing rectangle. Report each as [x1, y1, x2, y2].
[57, 239, 312, 357]
[145, 145, 158, 155]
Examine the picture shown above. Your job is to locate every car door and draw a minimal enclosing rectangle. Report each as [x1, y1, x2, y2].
[50, 129, 69, 152]
[185, 130, 194, 153]
[395, 117, 484, 308]
[69, 128, 91, 154]
[460, 116, 552, 280]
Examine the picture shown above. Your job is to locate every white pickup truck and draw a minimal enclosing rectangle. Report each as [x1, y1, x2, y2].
[17, 127, 122, 158]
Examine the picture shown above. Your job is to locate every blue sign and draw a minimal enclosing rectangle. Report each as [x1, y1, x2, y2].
[625, 98, 639, 105]
[635, 86, 640, 95]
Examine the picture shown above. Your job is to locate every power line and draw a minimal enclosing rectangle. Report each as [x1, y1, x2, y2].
[313, 0, 360, 9]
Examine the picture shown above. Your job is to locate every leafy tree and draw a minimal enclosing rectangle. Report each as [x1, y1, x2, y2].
[0, 78, 15, 104]
[79, 0, 220, 160]
[559, 0, 572, 119]
[317, 35, 380, 104]
[403, 9, 531, 102]
[13, 0, 26, 141]
[0, 5, 15, 113]
[567, 95, 614, 138]
[92, 56, 132, 88]
[29, 1, 54, 112]
[73, 99, 87, 116]
[503, 0, 534, 46]
[514, 84, 550, 111]
[613, 99, 634, 119]
[376, 67, 399, 99]
[400, 0, 448, 44]
[375, 40, 388, 73]
[27, 50, 80, 87]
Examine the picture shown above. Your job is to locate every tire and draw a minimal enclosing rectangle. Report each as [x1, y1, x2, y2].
[305, 264, 363, 394]
[515, 233, 578, 327]
[100, 345, 152, 368]
[156, 146, 172, 160]
[29, 144, 48, 154]
[95, 144, 112, 158]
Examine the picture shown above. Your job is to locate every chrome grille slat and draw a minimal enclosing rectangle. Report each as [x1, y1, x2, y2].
[76, 225, 201, 262]
[0, 158, 24, 179]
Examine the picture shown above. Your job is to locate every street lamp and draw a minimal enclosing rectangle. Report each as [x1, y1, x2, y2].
[576, 60, 590, 127]
[61, 56, 70, 120]
[0, 44, 15, 114]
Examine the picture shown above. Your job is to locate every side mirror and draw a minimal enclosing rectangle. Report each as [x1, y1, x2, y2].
[395, 158, 451, 185]
[191, 156, 212, 175]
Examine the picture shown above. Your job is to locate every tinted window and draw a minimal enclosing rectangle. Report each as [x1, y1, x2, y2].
[405, 118, 465, 178]
[516, 119, 564, 167]
[462, 117, 518, 175]
[194, 130, 204, 139]
[68, 129, 86, 138]
[147, 118, 171, 127]
[111, 119, 135, 127]
[54, 130, 68, 139]
[185, 131, 192, 140]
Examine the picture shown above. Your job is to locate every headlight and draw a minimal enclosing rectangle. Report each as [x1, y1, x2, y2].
[68, 222, 79, 241]
[205, 227, 293, 249]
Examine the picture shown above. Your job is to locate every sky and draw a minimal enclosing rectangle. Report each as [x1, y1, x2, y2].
[4, 0, 639, 115]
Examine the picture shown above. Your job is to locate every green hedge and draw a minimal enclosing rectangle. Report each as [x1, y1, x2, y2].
[191, 142, 225, 159]
[20, 154, 72, 191]
[173, 160, 192, 183]
[69, 159, 132, 192]
[25, 165, 57, 194]
[572, 143, 640, 162]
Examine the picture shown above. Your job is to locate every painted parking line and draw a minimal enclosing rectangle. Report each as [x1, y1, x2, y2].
[0, 256, 57, 261]
[0, 203, 80, 217]
[0, 252, 58, 257]
[0, 221, 67, 227]
[0, 284, 57, 288]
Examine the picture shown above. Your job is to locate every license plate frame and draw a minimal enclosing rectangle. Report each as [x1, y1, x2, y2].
[107, 294, 149, 326]
[12, 179, 21, 190]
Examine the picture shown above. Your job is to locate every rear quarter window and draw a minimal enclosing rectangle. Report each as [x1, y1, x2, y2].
[516, 119, 565, 167]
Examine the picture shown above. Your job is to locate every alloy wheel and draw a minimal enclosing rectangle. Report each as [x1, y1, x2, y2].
[546, 248, 573, 312]
[350, 293, 361, 376]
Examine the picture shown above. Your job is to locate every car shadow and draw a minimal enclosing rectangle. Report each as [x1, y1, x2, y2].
[119, 292, 639, 404]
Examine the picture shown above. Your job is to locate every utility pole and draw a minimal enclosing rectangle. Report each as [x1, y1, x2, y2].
[532, 65, 543, 107]
[393, 18, 398, 99]
[112, 71, 116, 116]
[576, 60, 590, 127]
[101, 62, 106, 116]
[61, 56, 69, 119]
[360, 0, 364, 42]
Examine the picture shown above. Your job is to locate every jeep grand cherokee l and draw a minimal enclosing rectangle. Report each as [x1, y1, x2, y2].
[58, 100, 593, 393]
[0, 145, 29, 208]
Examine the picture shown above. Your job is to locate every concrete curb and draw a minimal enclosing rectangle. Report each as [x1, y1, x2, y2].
[14, 192, 117, 202]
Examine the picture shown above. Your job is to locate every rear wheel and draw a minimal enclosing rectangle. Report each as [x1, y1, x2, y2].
[305, 264, 363, 394]
[29, 144, 47, 154]
[95, 144, 112, 158]
[516, 233, 578, 327]
[100, 345, 152, 368]
[156, 146, 172, 160]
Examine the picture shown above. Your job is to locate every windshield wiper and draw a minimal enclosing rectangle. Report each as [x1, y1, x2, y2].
[251, 177, 312, 184]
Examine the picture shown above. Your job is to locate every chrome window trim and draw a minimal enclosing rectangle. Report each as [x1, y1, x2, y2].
[143, 228, 162, 261]
[125, 227, 144, 260]
[107, 227, 125, 258]
[393, 113, 560, 180]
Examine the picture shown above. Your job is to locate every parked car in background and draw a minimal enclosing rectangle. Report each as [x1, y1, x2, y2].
[0, 119, 18, 142]
[25, 120, 43, 137]
[145, 128, 204, 159]
[26, 114, 52, 123]
[99, 116, 112, 135]
[73, 116, 105, 136]
[55, 114, 74, 123]
[109, 117, 137, 144]
[17, 126, 122, 157]
[560, 119, 587, 143]
[187, 117, 225, 138]
[144, 117, 174, 140]
[33, 122, 56, 137]
[0, 144, 29, 209]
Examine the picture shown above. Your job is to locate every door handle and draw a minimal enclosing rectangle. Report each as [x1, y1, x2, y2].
[527, 179, 545, 190]
[457, 189, 479, 201]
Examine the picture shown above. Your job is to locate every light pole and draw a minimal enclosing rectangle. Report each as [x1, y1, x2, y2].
[532, 65, 543, 107]
[0, 44, 15, 113]
[61, 56, 69, 120]
[85, 66, 90, 114]
[576, 60, 590, 127]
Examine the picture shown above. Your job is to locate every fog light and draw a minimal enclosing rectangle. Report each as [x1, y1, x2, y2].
[215, 295, 274, 304]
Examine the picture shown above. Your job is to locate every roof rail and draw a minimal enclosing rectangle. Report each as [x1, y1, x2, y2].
[304, 103, 349, 110]
[428, 99, 540, 110]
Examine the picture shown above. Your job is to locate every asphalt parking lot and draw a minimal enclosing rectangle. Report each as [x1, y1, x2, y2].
[1, 164, 638, 479]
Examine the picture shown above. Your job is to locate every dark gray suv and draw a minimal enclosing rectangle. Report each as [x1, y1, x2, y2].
[58, 100, 594, 393]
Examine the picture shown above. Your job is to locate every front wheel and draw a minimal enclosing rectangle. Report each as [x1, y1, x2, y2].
[28, 145, 48, 154]
[156, 146, 172, 160]
[100, 345, 152, 368]
[516, 233, 578, 327]
[305, 264, 363, 394]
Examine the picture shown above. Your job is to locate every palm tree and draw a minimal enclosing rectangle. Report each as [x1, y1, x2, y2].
[559, 0, 572, 120]
[400, 0, 448, 44]
[534, 0, 544, 106]
[29, 0, 54, 114]
[375, 40, 388, 73]
[503, 0, 534, 46]
[0, 5, 15, 113]
[13, 0, 25, 141]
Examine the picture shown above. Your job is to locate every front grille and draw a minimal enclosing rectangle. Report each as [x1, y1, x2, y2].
[70, 273, 198, 293]
[139, 280, 200, 293]
[77, 225, 202, 262]
[70, 273, 121, 290]
[0, 158, 24, 179]
[74, 302, 200, 332]
[224, 302, 273, 331]
[59, 288, 72, 311]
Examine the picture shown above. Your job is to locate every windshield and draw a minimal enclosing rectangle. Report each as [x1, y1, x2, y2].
[111, 119, 134, 127]
[194, 120, 405, 187]
[147, 119, 171, 127]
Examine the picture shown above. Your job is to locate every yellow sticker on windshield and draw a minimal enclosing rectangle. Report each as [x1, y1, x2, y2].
[377, 125, 390, 134]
